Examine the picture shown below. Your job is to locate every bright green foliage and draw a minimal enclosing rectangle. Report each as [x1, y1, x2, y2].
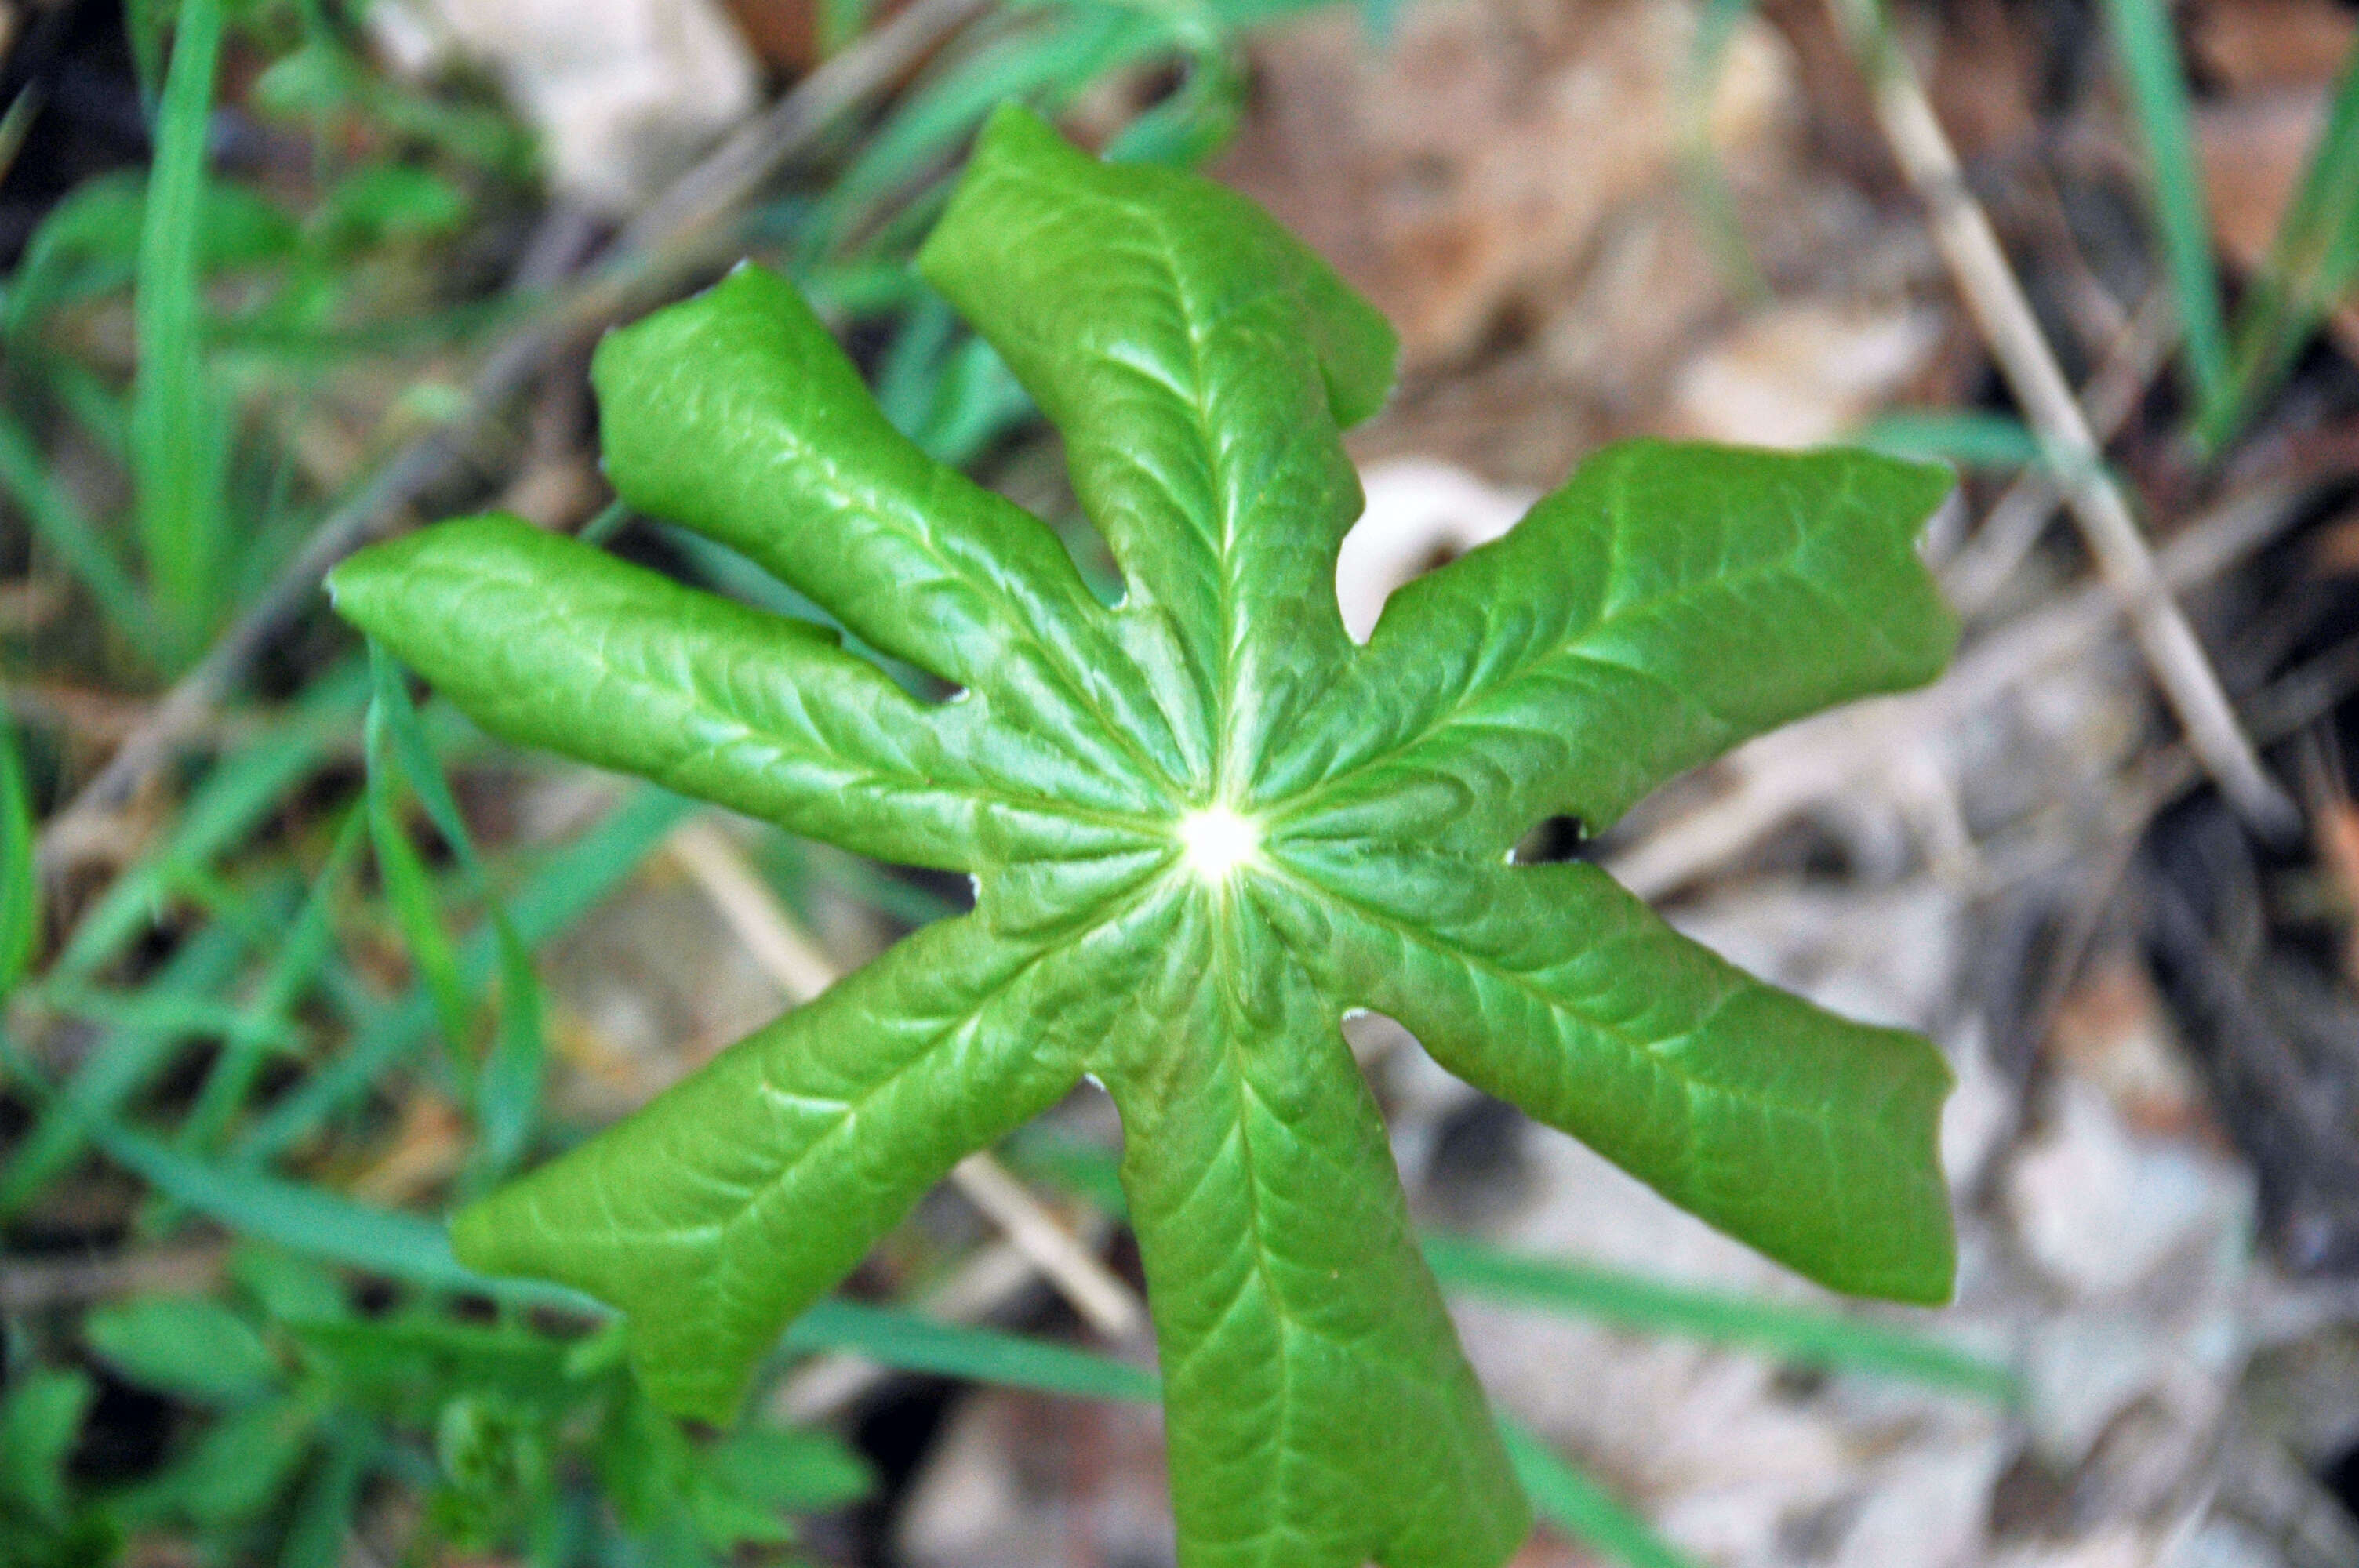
[330, 104, 1961, 1568]
[85, 1296, 282, 1406]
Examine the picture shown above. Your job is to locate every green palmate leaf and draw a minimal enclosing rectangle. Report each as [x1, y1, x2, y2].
[329, 104, 1961, 1568]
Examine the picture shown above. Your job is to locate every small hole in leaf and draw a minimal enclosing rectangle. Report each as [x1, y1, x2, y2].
[1509, 816, 1590, 865]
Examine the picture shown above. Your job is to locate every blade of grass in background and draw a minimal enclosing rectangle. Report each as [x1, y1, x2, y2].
[2204, 42, 2359, 446]
[100, 1127, 1154, 1403]
[785, 1301, 1160, 1404]
[95, 1124, 600, 1313]
[0, 710, 37, 1004]
[2099, 0, 2231, 411]
[1101, 50, 1247, 169]
[52, 659, 369, 985]
[47, 991, 301, 1049]
[1854, 408, 2048, 471]
[176, 808, 367, 1154]
[1501, 1418, 1703, 1568]
[812, 0, 1286, 245]
[1423, 1236, 2020, 1405]
[276, 1421, 374, 1568]
[366, 645, 543, 1184]
[130, 0, 232, 657]
[0, 410, 156, 661]
[820, 0, 875, 56]
[0, 82, 41, 188]
[363, 673, 478, 1083]
[234, 786, 692, 1167]
[5, 172, 298, 344]
[0, 913, 269, 1213]
[125, 0, 170, 109]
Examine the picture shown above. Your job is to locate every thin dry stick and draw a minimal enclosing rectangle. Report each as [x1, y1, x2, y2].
[666, 818, 1148, 1345]
[1943, 283, 2179, 614]
[1828, 0, 2299, 835]
[666, 818, 839, 1004]
[33, 0, 994, 873]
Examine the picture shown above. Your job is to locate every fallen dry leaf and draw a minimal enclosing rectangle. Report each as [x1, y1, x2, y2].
[2191, 0, 2358, 93]
[1664, 299, 1944, 446]
[1218, 0, 1797, 370]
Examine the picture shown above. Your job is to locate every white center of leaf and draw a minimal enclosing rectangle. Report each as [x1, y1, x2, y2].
[1176, 804, 1263, 884]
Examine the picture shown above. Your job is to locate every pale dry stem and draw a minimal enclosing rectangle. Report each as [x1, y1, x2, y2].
[1827, 0, 2299, 836]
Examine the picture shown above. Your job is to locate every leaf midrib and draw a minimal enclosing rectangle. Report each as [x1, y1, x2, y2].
[1256, 847, 1929, 1174]
[722, 372, 1191, 804]
[1263, 488, 1895, 832]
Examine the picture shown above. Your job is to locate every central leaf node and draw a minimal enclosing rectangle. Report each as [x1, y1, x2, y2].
[1175, 804, 1263, 884]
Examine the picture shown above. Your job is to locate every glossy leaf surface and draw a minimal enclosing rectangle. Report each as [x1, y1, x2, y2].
[329, 103, 1960, 1568]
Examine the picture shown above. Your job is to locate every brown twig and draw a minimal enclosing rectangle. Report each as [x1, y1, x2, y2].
[1826, 0, 2299, 836]
[31, 0, 994, 875]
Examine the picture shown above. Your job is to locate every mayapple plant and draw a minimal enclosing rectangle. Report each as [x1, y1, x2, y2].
[331, 103, 1960, 1568]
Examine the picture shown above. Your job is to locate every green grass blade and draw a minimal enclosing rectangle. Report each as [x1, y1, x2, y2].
[0, 410, 155, 659]
[1854, 408, 2045, 471]
[51, 359, 131, 460]
[785, 1301, 1160, 1403]
[234, 787, 692, 1167]
[2207, 42, 2359, 445]
[363, 671, 477, 1074]
[1499, 1418, 1702, 1568]
[0, 709, 37, 1004]
[0, 913, 261, 1214]
[367, 645, 543, 1181]
[1100, 48, 1247, 170]
[820, 0, 874, 54]
[125, 0, 169, 109]
[47, 989, 301, 1050]
[130, 0, 231, 651]
[53, 661, 365, 985]
[817, 5, 1143, 235]
[95, 1124, 600, 1313]
[276, 1419, 374, 1568]
[1005, 1128, 1130, 1216]
[1423, 1235, 2019, 1404]
[2100, 0, 2231, 407]
[0, 1366, 96, 1526]
[179, 808, 368, 1152]
[1679, 0, 1771, 300]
